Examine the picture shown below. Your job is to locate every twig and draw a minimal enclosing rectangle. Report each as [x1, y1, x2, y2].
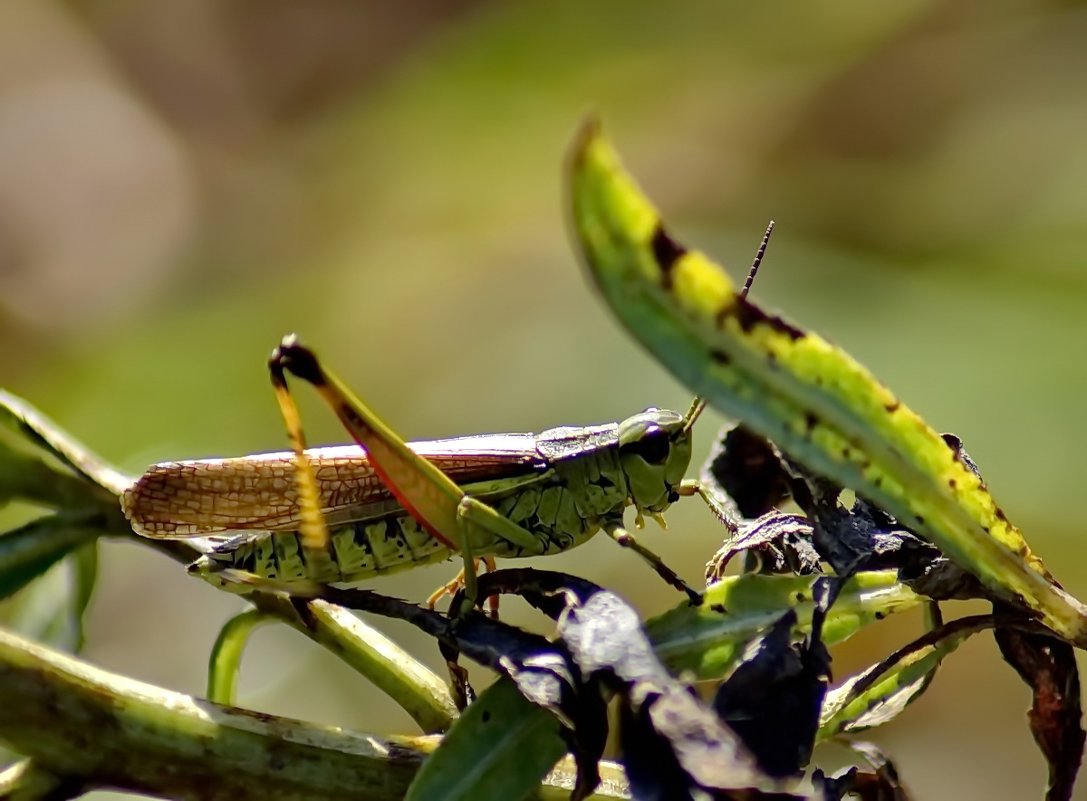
[0, 626, 628, 800]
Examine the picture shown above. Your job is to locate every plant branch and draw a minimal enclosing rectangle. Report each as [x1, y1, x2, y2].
[0, 625, 428, 800]
[0, 759, 74, 801]
[0, 627, 628, 800]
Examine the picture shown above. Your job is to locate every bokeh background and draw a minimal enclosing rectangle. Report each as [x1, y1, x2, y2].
[4, 1, 1087, 798]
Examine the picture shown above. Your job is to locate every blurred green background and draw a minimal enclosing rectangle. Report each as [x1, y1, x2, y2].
[3, 1, 1087, 798]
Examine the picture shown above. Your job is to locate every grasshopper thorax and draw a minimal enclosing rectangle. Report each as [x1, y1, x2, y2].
[617, 408, 692, 515]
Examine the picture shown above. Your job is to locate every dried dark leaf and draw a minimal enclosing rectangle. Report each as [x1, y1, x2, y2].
[478, 570, 791, 797]
[557, 590, 671, 685]
[622, 683, 798, 800]
[701, 424, 793, 519]
[774, 451, 989, 606]
[897, 555, 986, 602]
[713, 578, 836, 777]
[551, 582, 784, 797]
[617, 696, 695, 801]
[815, 740, 912, 800]
[705, 512, 820, 582]
[700, 415, 991, 612]
[994, 623, 1084, 801]
[320, 582, 593, 795]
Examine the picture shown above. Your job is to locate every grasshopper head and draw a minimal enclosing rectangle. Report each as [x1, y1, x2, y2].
[618, 407, 693, 515]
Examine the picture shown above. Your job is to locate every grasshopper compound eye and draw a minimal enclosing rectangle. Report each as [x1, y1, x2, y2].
[621, 427, 671, 465]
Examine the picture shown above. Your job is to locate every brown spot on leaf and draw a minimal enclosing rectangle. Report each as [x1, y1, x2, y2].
[728, 296, 805, 340]
[650, 224, 686, 289]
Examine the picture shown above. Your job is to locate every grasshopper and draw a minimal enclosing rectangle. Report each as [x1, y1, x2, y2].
[122, 228, 774, 609]
[123, 374, 702, 603]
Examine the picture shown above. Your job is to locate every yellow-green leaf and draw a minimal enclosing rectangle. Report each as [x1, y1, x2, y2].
[568, 119, 1087, 646]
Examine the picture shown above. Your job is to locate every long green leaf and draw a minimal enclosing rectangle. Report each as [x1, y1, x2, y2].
[567, 119, 1087, 646]
[647, 570, 922, 679]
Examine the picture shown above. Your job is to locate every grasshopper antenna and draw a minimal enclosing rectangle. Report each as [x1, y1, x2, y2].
[742, 219, 775, 298]
[683, 219, 776, 435]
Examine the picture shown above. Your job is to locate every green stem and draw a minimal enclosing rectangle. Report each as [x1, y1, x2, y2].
[269, 597, 459, 733]
[0, 625, 431, 801]
[207, 609, 274, 704]
[0, 627, 625, 801]
[0, 760, 73, 801]
[95, 531, 461, 732]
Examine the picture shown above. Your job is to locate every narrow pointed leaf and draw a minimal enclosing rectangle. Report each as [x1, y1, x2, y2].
[0, 390, 129, 502]
[568, 119, 1087, 645]
[646, 571, 922, 680]
[0, 515, 101, 600]
[207, 610, 275, 705]
[405, 678, 566, 801]
[994, 625, 1084, 801]
[818, 615, 992, 739]
[1, 541, 99, 653]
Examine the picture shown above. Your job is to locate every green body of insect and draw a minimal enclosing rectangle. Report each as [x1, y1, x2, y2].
[124, 408, 693, 591]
